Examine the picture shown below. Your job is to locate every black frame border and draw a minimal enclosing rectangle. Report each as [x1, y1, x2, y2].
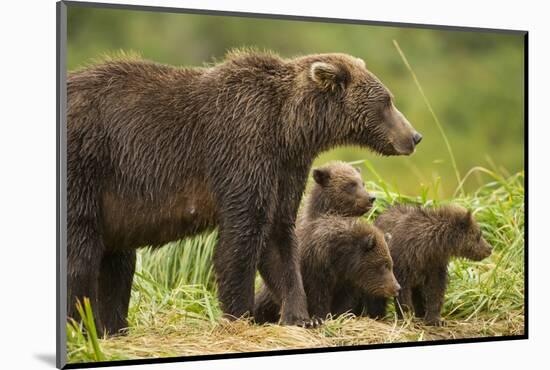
[57, 1, 529, 368]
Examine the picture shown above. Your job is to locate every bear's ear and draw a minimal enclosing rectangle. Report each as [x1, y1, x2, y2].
[310, 62, 348, 92]
[354, 166, 362, 174]
[384, 233, 392, 244]
[313, 168, 331, 186]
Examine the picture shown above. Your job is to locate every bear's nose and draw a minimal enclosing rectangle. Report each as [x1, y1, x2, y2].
[413, 132, 423, 145]
[368, 195, 376, 203]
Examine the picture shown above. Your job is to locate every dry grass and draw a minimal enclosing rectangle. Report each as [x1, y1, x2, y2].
[94, 311, 524, 361]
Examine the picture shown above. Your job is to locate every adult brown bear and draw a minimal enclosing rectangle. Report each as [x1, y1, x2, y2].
[67, 50, 422, 335]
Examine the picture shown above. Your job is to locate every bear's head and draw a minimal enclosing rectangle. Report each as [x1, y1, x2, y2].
[297, 53, 422, 156]
[309, 161, 376, 217]
[448, 206, 493, 261]
[334, 223, 400, 298]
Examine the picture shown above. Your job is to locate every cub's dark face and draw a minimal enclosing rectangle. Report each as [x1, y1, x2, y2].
[455, 210, 493, 261]
[349, 229, 400, 298]
[308, 55, 422, 156]
[313, 163, 375, 217]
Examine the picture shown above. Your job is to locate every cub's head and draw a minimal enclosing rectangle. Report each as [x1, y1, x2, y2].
[344, 224, 400, 298]
[299, 53, 422, 155]
[310, 161, 375, 217]
[447, 206, 493, 261]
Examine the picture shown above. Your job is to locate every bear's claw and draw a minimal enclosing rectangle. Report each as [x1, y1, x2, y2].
[297, 317, 323, 329]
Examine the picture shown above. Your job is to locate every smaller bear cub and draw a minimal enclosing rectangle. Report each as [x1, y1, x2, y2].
[254, 162, 400, 323]
[365, 204, 493, 326]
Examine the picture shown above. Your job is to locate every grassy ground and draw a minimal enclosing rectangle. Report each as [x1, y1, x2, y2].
[66, 169, 525, 364]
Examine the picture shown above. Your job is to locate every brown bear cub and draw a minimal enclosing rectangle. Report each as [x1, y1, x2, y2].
[254, 162, 400, 323]
[363, 204, 493, 326]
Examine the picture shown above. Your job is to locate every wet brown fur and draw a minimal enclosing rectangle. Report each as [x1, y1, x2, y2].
[254, 162, 399, 322]
[67, 50, 420, 334]
[364, 204, 493, 325]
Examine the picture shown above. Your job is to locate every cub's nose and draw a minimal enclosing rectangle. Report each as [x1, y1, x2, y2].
[368, 195, 376, 203]
[413, 132, 423, 146]
[391, 282, 401, 297]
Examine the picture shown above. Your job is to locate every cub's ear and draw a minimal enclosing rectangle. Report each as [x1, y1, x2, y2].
[354, 166, 362, 174]
[313, 168, 330, 186]
[362, 234, 375, 252]
[464, 209, 473, 223]
[459, 209, 473, 229]
[310, 62, 349, 91]
[384, 233, 392, 243]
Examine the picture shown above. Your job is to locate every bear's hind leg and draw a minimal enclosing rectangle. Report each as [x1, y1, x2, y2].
[97, 250, 136, 336]
[67, 222, 104, 334]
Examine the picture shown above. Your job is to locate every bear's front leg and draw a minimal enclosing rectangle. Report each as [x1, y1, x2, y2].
[364, 294, 388, 319]
[258, 221, 312, 327]
[260, 172, 314, 327]
[214, 206, 268, 320]
[411, 286, 426, 318]
[306, 285, 333, 323]
[253, 285, 281, 324]
[423, 267, 448, 326]
[395, 286, 413, 319]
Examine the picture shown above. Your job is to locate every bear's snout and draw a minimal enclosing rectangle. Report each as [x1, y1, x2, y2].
[381, 104, 422, 155]
[355, 193, 375, 215]
[479, 239, 493, 259]
[413, 132, 423, 146]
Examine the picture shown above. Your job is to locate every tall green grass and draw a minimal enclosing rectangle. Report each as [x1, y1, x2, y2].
[128, 233, 221, 331]
[393, 40, 464, 195]
[66, 298, 105, 362]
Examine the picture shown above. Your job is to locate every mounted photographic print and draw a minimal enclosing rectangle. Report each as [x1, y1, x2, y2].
[56, 1, 527, 368]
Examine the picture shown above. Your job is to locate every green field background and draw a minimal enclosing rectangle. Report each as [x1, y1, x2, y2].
[67, 6, 524, 197]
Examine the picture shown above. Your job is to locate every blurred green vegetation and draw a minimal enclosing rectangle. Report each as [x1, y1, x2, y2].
[67, 5, 524, 197]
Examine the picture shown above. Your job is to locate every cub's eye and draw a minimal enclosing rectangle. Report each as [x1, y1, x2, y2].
[345, 182, 357, 193]
[385, 262, 391, 270]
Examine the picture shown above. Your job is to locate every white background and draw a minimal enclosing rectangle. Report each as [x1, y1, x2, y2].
[0, 0, 544, 368]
